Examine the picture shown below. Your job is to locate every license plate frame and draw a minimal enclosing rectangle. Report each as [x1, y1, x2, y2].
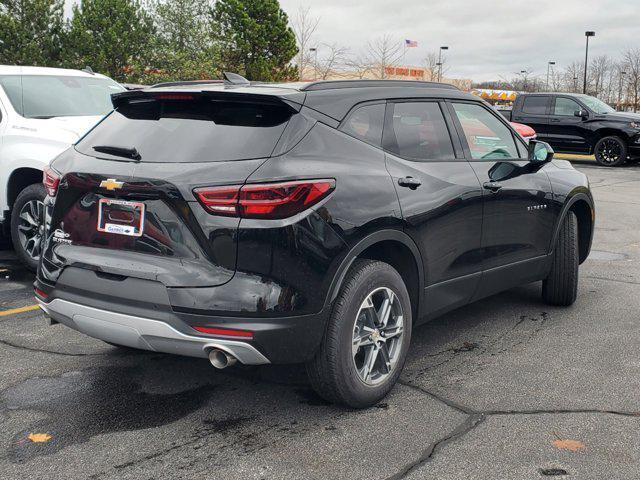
[97, 198, 145, 237]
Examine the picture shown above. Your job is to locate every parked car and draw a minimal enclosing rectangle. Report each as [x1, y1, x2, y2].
[0, 66, 125, 269]
[511, 121, 536, 142]
[500, 92, 640, 166]
[35, 78, 594, 408]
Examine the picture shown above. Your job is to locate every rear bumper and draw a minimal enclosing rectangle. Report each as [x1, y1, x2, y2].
[38, 298, 270, 365]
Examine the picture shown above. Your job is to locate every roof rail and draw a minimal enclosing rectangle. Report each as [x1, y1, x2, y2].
[149, 79, 224, 89]
[300, 79, 460, 92]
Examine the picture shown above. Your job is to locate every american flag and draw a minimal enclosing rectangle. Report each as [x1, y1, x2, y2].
[405, 39, 418, 48]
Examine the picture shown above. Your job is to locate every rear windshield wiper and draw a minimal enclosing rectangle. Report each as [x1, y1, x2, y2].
[93, 145, 141, 161]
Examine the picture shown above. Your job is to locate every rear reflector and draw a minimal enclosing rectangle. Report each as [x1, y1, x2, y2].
[193, 326, 254, 338]
[43, 167, 61, 197]
[34, 288, 49, 299]
[194, 179, 335, 219]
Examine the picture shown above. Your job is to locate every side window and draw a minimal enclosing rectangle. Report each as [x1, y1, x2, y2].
[452, 102, 519, 160]
[0, 76, 23, 115]
[521, 96, 549, 115]
[341, 103, 385, 147]
[554, 97, 581, 116]
[386, 102, 455, 161]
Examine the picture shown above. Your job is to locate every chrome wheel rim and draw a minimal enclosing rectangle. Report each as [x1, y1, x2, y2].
[17, 199, 44, 262]
[597, 139, 622, 164]
[352, 287, 404, 386]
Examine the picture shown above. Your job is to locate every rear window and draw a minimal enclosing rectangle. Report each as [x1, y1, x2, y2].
[76, 96, 294, 163]
[521, 96, 549, 115]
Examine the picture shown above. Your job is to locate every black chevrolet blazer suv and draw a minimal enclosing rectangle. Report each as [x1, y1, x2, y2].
[35, 78, 595, 408]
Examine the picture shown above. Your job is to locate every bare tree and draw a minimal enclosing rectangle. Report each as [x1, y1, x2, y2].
[344, 54, 374, 79]
[364, 35, 404, 79]
[623, 48, 640, 112]
[590, 55, 612, 98]
[315, 43, 350, 80]
[423, 51, 439, 81]
[292, 5, 320, 80]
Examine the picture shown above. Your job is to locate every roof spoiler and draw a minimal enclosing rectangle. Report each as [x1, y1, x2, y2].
[110, 89, 301, 113]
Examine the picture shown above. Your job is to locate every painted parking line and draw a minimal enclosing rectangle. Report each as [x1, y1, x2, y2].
[0, 304, 40, 317]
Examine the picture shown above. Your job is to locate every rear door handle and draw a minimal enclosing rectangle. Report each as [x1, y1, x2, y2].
[550, 118, 560, 123]
[483, 181, 503, 192]
[398, 176, 422, 189]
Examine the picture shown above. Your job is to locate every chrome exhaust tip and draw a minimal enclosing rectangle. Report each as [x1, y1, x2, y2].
[208, 348, 238, 369]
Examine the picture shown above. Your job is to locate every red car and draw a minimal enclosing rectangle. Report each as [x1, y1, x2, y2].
[511, 122, 536, 143]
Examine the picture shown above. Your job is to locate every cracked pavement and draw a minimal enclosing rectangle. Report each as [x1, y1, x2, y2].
[1, 162, 639, 479]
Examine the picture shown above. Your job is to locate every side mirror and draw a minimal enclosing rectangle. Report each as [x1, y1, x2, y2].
[574, 109, 588, 119]
[528, 140, 554, 163]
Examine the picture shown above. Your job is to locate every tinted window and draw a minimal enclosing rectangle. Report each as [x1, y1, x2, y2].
[386, 102, 455, 161]
[341, 103, 385, 147]
[452, 102, 519, 160]
[521, 96, 549, 115]
[554, 97, 581, 116]
[76, 97, 293, 163]
[0, 75, 124, 118]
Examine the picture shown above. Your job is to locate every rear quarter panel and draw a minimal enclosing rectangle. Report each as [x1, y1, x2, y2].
[236, 122, 404, 316]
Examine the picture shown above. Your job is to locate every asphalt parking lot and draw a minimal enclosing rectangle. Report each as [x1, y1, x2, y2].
[1, 162, 639, 480]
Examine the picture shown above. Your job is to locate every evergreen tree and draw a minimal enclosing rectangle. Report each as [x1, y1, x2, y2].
[0, 0, 65, 66]
[212, 0, 297, 81]
[144, 0, 218, 83]
[65, 0, 154, 81]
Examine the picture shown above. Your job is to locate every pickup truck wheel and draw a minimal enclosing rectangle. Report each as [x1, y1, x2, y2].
[306, 259, 412, 408]
[10, 183, 46, 272]
[542, 211, 578, 306]
[594, 136, 627, 167]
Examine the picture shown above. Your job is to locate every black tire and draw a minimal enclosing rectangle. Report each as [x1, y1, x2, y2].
[542, 211, 578, 306]
[594, 136, 627, 167]
[306, 259, 412, 408]
[10, 183, 46, 272]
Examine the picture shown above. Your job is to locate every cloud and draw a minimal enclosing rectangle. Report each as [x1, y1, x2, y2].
[280, 0, 639, 81]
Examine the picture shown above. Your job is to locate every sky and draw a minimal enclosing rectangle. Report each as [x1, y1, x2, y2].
[64, 0, 639, 82]
[278, 0, 639, 82]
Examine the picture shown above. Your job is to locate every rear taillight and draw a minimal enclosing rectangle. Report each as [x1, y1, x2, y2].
[194, 179, 335, 219]
[193, 326, 253, 338]
[43, 167, 61, 197]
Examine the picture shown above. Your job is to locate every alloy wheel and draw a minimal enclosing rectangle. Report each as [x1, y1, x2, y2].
[352, 287, 404, 385]
[597, 138, 623, 164]
[17, 199, 44, 262]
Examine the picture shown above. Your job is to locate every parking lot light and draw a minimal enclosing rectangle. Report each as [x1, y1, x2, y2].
[584, 31, 596, 94]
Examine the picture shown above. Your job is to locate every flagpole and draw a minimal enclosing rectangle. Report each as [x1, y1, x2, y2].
[402, 41, 407, 67]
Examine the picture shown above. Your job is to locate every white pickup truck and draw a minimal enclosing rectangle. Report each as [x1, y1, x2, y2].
[0, 66, 125, 269]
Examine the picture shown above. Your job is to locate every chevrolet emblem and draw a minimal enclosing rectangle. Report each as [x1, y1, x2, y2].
[100, 178, 124, 191]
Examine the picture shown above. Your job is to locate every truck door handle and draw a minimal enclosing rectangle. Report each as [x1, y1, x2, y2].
[550, 118, 560, 122]
[398, 176, 422, 189]
[483, 181, 503, 192]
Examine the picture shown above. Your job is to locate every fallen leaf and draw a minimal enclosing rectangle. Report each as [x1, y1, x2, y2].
[27, 433, 52, 443]
[552, 438, 585, 452]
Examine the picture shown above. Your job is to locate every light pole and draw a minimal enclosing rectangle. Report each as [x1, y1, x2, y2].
[438, 46, 448, 82]
[309, 47, 318, 81]
[619, 71, 627, 111]
[546, 61, 555, 91]
[583, 31, 595, 94]
[521, 70, 528, 92]
[573, 76, 578, 92]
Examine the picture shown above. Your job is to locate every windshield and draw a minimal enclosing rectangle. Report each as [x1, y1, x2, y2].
[579, 95, 615, 114]
[0, 75, 125, 119]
